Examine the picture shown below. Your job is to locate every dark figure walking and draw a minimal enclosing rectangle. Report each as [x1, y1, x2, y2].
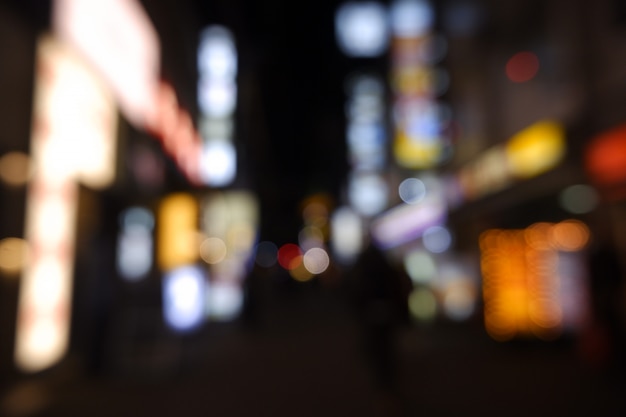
[350, 242, 412, 389]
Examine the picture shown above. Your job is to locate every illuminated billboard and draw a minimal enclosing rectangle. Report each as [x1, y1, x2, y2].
[480, 220, 590, 341]
[157, 193, 199, 272]
[54, 0, 203, 185]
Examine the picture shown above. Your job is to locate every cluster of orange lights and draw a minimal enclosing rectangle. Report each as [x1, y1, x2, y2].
[480, 220, 590, 341]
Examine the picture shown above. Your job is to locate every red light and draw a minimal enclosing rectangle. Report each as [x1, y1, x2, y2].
[277, 243, 302, 270]
[586, 124, 626, 185]
[505, 51, 539, 83]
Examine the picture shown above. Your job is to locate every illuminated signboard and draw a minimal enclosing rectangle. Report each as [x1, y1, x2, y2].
[15, 36, 117, 372]
[370, 197, 446, 249]
[480, 220, 590, 341]
[157, 193, 199, 272]
[163, 265, 206, 331]
[53, 0, 160, 129]
[344, 74, 389, 217]
[197, 26, 238, 187]
[505, 120, 565, 179]
[53, 0, 202, 185]
[201, 191, 259, 319]
[454, 120, 565, 203]
[389, 0, 448, 169]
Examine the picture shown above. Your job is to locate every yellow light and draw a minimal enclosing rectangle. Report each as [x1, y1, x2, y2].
[0, 152, 32, 187]
[393, 131, 442, 169]
[158, 193, 199, 270]
[505, 120, 565, 179]
[290, 256, 314, 282]
[0, 238, 29, 275]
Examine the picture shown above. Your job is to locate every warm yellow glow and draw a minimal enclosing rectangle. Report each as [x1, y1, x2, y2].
[0, 152, 32, 187]
[524, 222, 553, 250]
[0, 238, 29, 275]
[505, 121, 565, 179]
[550, 220, 590, 252]
[302, 200, 330, 228]
[480, 220, 587, 341]
[34, 36, 117, 189]
[393, 131, 441, 169]
[158, 194, 199, 271]
[290, 256, 314, 282]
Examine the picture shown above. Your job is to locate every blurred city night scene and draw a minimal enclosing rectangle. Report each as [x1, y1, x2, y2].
[2, 0, 626, 416]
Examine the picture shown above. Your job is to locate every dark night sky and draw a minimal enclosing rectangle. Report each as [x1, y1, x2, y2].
[191, 0, 358, 243]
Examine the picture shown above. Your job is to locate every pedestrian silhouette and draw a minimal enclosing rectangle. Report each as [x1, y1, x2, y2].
[349, 241, 412, 389]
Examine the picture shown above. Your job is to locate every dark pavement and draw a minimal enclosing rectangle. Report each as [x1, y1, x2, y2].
[2, 276, 626, 417]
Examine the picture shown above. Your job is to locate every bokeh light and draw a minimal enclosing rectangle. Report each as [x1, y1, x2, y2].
[551, 220, 590, 252]
[200, 237, 228, 264]
[408, 287, 437, 322]
[206, 281, 243, 320]
[277, 243, 303, 270]
[505, 51, 540, 83]
[348, 172, 388, 216]
[442, 284, 475, 321]
[480, 221, 589, 341]
[199, 140, 237, 187]
[290, 258, 315, 282]
[390, 0, 434, 38]
[163, 265, 206, 332]
[117, 207, 154, 281]
[0, 152, 31, 187]
[303, 247, 330, 275]
[398, 177, 426, 204]
[403, 249, 437, 284]
[335, 2, 389, 57]
[0, 238, 29, 275]
[559, 184, 598, 214]
[423, 225, 452, 253]
[298, 226, 325, 250]
[198, 25, 237, 80]
[330, 206, 364, 264]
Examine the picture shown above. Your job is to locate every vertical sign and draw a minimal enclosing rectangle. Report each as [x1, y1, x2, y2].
[15, 36, 117, 372]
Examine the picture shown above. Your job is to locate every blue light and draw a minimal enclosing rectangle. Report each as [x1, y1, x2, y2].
[163, 265, 206, 332]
